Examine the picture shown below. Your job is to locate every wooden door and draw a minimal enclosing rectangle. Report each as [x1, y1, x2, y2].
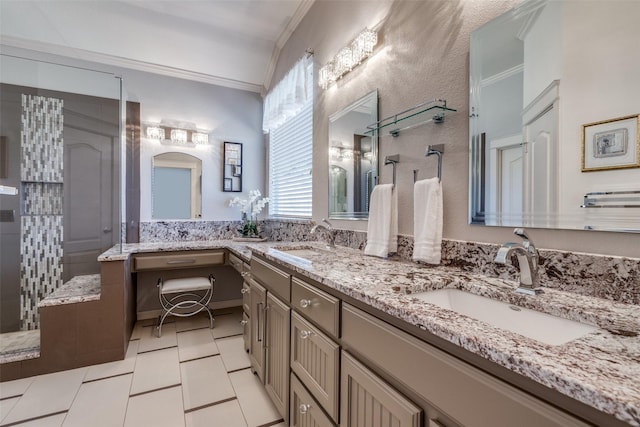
[62, 99, 119, 282]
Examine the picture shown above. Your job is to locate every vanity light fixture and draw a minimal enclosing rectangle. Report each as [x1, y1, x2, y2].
[170, 129, 188, 144]
[191, 132, 209, 144]
[146, 126, 165, 140]
[319, 28, 378, 89]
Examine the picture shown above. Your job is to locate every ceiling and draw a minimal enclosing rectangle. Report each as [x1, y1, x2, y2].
[0, 0, 314, 93]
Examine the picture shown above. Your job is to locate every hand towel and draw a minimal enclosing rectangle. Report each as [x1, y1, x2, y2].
[364, 184, 398, 258]
[413, 177, 443, 264]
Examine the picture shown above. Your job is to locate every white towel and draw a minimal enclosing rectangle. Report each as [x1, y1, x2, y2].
[413, 177, 443, 264]
[364, 184, 398, 258]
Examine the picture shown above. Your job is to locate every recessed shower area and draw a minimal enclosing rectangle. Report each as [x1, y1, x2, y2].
[0, 55, 123, 361]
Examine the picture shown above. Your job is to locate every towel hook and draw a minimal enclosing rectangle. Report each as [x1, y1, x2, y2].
[384, 154, 399, 187]
[425, 145, 444, 182]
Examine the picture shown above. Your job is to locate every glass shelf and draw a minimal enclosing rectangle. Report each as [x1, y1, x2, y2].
[365, 99, 456, 137]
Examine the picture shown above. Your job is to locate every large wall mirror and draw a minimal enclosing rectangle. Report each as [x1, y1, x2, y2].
[328, 89, 378, 219]
[469, 0, 640, 232]
[152, 152, 202, 219]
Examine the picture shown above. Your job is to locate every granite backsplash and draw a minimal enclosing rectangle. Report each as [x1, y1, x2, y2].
[138, 220, 639, 305]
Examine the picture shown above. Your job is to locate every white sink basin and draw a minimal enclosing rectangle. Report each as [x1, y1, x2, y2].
[279, 248, 324, 258]
[413, 289, 598, 345]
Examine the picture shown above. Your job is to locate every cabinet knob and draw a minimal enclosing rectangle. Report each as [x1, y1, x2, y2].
[300, 299, 312, 308]
[241, 272, 250, 278]
[241, 288, 250, 294]
[240, 320, 248, 326]
[300, 330, 314, 339]
[299, 403, 312, 414]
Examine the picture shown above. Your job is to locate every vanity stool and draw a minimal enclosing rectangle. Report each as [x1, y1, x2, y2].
[156, 274, 215, 337]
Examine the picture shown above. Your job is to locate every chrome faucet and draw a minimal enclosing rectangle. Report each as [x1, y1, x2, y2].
[311, 218, 336, 249]
[495, 228, 543, 295]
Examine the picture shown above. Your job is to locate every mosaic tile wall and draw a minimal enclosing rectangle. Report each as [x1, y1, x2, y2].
[20, 94, 64, 330]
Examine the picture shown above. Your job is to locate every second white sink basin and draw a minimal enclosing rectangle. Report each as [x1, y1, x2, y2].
[413, 289, 598, 345]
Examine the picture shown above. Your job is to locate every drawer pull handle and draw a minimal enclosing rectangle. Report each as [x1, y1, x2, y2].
[300, 330, 314, 339]
[241, 272, 251, 278]
[240, 320, 248, 326]
[300, 299, 312, 308]
[241, 288, 250, 294]
[299, 403, 312, 414]
[166, 259, 196, 264]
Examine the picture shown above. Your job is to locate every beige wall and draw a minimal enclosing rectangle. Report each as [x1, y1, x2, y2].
[270, 0, 640, 258]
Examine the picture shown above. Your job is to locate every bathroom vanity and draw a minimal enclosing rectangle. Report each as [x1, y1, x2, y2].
[96, 241, 639, 427]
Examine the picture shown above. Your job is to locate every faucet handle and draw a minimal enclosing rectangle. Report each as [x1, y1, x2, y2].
[513, 228, 539, 263]
[321, 218, 333, 228]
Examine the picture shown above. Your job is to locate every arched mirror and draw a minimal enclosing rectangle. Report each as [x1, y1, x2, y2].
[469, 0, 640, 232]
[328, 89, 378, 219]
[152, 152, 202, 219]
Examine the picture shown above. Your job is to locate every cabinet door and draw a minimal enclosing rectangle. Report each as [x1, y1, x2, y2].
[291, 311, 340, 422]
[249, 279, 266, 382]
[291, 373, 335, 427]
[340, 351, 421, 427]
[242, 311, 250, 353]
[265, 292, 291, 424]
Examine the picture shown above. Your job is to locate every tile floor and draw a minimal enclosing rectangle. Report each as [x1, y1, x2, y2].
[0, 308, 286, 427]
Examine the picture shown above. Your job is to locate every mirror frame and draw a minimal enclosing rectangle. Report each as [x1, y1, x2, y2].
[328, 89, 378, 220]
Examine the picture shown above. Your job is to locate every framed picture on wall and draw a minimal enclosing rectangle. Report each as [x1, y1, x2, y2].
[223, 142, 242, 192]
[582, 114, 640, 172]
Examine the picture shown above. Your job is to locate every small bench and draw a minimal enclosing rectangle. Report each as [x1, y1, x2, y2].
[38, 274, 101, 308]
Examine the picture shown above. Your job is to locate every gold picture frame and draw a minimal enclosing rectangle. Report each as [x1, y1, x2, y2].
[581, 114, 640, 172]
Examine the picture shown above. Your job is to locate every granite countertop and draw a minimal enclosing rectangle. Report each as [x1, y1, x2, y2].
[38, 274, 102, 308]
[98, 241, 640, 425]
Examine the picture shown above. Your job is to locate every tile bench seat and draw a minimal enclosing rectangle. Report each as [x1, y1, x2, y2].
[38, 274, 102, 308]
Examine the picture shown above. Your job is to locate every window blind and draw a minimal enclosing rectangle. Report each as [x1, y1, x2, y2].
[269, 99, 313, 218]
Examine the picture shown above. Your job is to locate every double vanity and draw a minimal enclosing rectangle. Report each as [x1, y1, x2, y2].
[98, 240, 639, 427]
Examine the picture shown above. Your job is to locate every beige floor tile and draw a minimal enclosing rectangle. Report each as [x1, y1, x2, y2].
[8, 413, 66, 427]
[129, 323, 151, 341]
[175, 313, 213, 333]
[62, 374, 132, 427]
[180, 356, 235, 411]
[211, 310, 244, 339]
[216, 336, 250, 372]
[137, 322, 178, 354]
[176, 329, 219, 362]
[229, 369, 281, 427]
[84, 340, 139, 382]
[1, 367, 87, 426]
[0, 376, 34, 399]
[0, 397, 20, 424]
[130, 347, 180, 395]
[124, 386, 185, 427]
[185, 399, 248, 427]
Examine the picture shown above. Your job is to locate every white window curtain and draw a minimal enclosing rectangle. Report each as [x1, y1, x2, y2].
[263, 55, 313, 134]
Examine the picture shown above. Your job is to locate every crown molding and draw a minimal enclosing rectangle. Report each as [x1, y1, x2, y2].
[262, 0, 315, 92]
[1, 35, 263, 93]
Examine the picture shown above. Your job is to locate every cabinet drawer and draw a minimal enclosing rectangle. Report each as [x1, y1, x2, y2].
[292, 277, 340, 338]
[291, 373, 335, 427]
[251, 256, 291, 302]
[291, 312, 340, 422]
[133, 251, 225, 271]
[341, 304, 590, 427]
[229, 253, 243, 273]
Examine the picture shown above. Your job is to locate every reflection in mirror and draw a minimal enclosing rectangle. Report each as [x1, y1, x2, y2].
[152, 152, 202, 219]
[469, 0, 640, 232]
[328, 89, 378, 219]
